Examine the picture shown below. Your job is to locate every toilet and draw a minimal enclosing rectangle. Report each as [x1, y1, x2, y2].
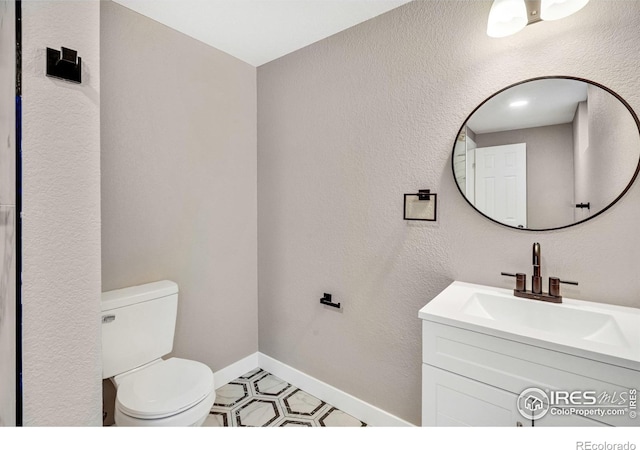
[101, 280, 215, 426]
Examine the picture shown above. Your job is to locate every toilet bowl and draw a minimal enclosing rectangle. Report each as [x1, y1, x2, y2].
[101, 281, 216, 426]
[112, 358, 215, 426]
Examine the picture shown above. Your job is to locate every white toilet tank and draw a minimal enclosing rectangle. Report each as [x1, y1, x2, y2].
[101, 280, 178, 379]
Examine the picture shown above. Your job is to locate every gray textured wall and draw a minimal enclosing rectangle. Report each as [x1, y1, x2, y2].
[22, 0, 102, 425]
[257, 0, 640, 425]
[0, 0, 16, 427]
[101, 1, 258, 374]
[584, 84, 640, 213]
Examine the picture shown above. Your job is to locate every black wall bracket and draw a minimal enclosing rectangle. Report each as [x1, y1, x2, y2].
[46, 47, 81, 83]
[320, 293, 341, 309]
[575, 202, 590, 210]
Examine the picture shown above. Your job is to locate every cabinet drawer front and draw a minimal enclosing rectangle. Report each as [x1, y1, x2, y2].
[422, 321, 639, 427]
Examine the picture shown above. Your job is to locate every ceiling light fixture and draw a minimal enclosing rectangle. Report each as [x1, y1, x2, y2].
[487, 0, 589, 37]
[487, 0, 528, 38]
[541, 0, 590, 21]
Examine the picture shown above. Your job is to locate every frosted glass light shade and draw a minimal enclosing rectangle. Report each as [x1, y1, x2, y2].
[541, 0, 589, 21]
[487, 0, 528, 38]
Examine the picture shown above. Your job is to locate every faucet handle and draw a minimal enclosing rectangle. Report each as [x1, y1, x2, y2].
[501, 272, 526, 292]
[549, 277, 579, 297]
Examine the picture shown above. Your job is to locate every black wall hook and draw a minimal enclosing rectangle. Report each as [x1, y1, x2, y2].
[46, 47, 81, 83]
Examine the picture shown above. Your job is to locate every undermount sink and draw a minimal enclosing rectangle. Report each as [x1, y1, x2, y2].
[461, 292, 628, 347]
[418, 281, 640, 370]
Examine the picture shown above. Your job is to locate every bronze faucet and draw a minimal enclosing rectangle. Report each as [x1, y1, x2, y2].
[501, 243, 578, 303]
[532, 242, 542, 294]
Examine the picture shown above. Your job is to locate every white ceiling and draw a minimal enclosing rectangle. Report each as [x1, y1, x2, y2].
[466, 79, 589, 134]
[112, 0, 413, 67]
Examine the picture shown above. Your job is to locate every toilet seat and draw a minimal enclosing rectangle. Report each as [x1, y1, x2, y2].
[115, 357, 214, 421]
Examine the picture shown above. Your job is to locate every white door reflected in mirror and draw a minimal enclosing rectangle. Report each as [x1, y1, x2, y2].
[474, 143, 527, 229]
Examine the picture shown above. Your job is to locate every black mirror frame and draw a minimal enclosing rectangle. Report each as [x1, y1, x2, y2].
[452, 76, 640, 232]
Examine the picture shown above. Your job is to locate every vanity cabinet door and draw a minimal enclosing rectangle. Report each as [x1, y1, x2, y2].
[422, 364, 532, 427]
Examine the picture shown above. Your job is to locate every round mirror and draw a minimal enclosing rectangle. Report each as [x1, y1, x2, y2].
[453, 77, 640, 231]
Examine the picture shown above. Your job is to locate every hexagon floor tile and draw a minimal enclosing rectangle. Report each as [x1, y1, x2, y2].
[204, 368, 367, 427]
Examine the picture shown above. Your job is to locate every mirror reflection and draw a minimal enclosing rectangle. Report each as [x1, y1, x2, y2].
[453, 77, 640, 230]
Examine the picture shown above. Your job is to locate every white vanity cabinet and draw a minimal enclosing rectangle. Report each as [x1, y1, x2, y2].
[419, 282, 640, 427]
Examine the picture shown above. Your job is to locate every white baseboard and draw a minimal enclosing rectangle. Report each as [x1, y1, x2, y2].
[212, 352, 259, 388]
[257, 352, 414, 427]
[213, 351, 414, 427]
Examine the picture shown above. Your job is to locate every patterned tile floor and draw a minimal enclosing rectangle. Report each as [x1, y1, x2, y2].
[204, 368, 367, 427]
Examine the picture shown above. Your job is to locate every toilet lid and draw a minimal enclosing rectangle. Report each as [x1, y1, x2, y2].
[116, 358, 214, 420]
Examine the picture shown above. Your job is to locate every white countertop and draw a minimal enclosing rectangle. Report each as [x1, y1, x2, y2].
[419, 281, 640, 371]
